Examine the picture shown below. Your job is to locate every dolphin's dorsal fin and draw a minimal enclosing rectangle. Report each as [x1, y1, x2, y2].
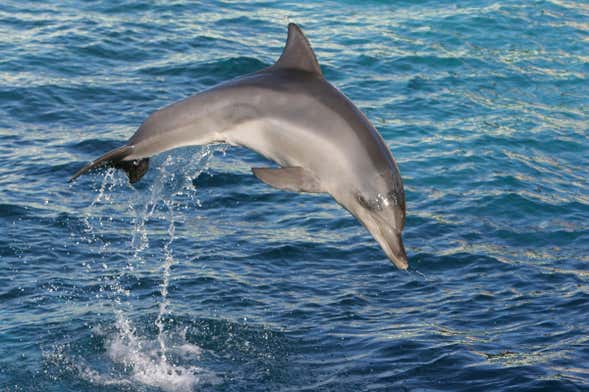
[273, 23, 322, 76]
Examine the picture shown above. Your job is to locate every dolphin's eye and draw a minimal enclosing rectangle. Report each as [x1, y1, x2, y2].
[356, 194, 382, 211]
[382, 192, 399, 207]
[357, 192, 402, 211]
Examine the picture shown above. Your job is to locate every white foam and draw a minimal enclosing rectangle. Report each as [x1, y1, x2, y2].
[107, 335, 204, 392]
[107, 317, 211, 392]
[178, 343, 203, 356]
[56, 317, 217, 392]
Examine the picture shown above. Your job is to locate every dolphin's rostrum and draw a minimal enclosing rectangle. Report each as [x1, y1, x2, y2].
[71, 23, 408, 269]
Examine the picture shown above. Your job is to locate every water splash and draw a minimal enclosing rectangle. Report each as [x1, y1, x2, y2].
[49, 321, 213, 392]
[80, 167, 117, 248]
[104, 148, 216, 390]
[69, 145, 226, 390]
[155, 200, 176, 366]
[104, 315, 209, 392]
[77, 168, 125, 305]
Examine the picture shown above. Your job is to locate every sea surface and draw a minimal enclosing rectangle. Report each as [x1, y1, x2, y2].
[1, 1, 588, 391]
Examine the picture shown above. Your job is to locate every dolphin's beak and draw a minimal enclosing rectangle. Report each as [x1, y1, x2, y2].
[354, 210, 408, 270]
[382, 230, 408, 270]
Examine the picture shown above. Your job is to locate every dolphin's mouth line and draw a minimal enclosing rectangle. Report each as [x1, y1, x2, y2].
[366, 209, 408, 269]
[375, 226, 408, 270]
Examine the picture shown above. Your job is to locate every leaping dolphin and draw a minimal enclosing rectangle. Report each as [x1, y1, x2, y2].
[71, 23, 408, 269]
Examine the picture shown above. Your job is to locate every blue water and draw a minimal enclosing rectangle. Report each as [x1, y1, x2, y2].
[1, 1, 588, 391]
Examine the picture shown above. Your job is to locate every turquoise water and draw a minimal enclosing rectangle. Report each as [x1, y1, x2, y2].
[1, 1, 588, 391]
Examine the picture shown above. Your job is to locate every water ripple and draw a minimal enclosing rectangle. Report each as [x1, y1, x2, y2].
[1, 0, 588, 391]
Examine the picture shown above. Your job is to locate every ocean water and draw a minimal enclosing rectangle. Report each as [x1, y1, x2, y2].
[1, 0, 588, 391]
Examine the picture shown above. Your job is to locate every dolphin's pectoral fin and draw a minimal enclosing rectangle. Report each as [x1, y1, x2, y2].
[252, 167, 324, 193]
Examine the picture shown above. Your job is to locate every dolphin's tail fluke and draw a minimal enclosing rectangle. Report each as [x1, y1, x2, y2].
[69, 145, 149, 184]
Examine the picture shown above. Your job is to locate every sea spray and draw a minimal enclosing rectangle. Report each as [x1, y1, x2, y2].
[78, 168, 126, 307]
[67, 146, 224, 390]
[106, 313, 206, 392]
[104, 150, 212, 390]
[155, 199, 176, 365]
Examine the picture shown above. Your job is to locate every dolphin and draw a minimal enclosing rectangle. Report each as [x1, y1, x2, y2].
[71, 23, 408, 269]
